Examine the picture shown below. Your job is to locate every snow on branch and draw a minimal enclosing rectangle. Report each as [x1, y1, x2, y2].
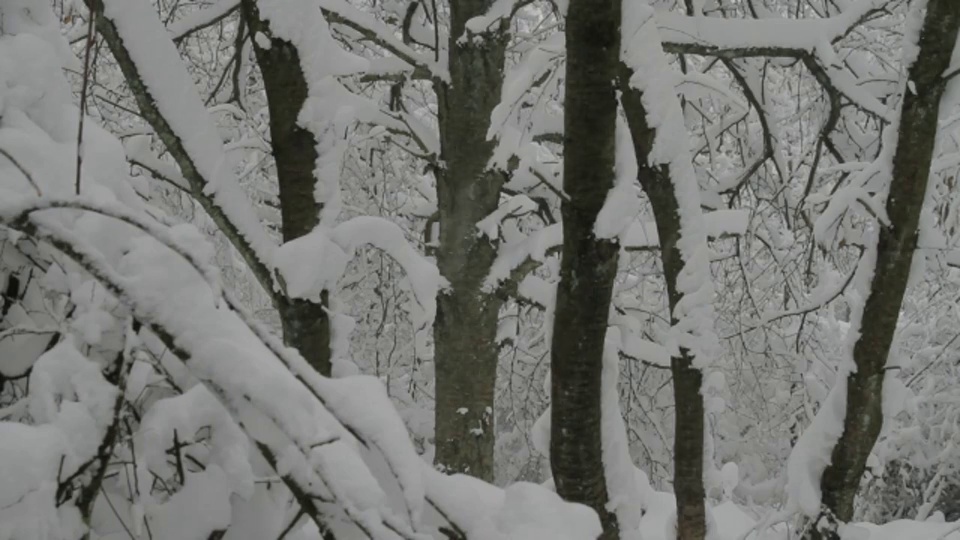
[0, 4, 599, 536]
[484, 223, 561, 292]
[251, 0, 445, 337]
[1, 196, 223, 309]
[620, 1, 720, 364]
[319, 0, 446, 81]
[623, 210, 751, 250]
[168, 0, 240, 43]
[487, 32, 564, 173]
[482, 209, 747, 293]
[92, 0, 279, 295]
[2, 208, 424, 538]
[333, 216, 448, 328]
[0, 194, 600, 540]
[462, 0, 533, 38]
[658, 0, 890, 59]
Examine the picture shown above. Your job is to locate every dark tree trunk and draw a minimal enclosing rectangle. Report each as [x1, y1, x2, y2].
[619, 56, 707, 540]
[808, 2, 960, 538]
[241, 0, 332, 377]
[620, 100, 707, 540]
[431, 0, 509, 481]
[549, 0, 621, 535]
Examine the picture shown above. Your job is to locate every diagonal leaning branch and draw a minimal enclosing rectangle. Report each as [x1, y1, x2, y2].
[85, 0, 279, 303]
[1, 208, 425, 540]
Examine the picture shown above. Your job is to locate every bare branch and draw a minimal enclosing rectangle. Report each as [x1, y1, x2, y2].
[0, 148, 42, 196]
[169, 0, 240, 43]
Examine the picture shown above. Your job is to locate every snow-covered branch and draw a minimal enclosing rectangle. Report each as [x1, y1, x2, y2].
[89, 0, 279, 297]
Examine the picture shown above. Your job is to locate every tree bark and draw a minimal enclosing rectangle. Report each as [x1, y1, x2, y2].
[808, 2, 960, 538]
[619, 44, 709, 540]
[241, 0, 332, 376]
[431, 0, 509, 481]
[620, 94, 708, 540]
[549, 0, 621, 536]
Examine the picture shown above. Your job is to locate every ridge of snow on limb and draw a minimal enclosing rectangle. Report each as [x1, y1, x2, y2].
[619, 0, 719, 366]
[100, 0, 278, 269]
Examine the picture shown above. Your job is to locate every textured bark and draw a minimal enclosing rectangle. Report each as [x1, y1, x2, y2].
[241, 0, 332, 377]
[807, 3, 960, 538]
[431, 0, 509, 481]
[620, 65, 707, 540]
[549, 0, 621, 536]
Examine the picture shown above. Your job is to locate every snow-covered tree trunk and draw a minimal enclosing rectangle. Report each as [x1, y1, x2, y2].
[621, 82, 708, 540]
[432, 1, 509, 481]
[549, 0, 621, 536]
[807, 2, 960, 537]
[240, 0, 332, 376]
[618, 3, 719, 539]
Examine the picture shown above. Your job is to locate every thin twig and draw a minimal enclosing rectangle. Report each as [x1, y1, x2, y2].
[0, 148, 42, 196]
[97, 487, 137, 540]
[75, 8, 98, 195]
[276, 509, 306, 540]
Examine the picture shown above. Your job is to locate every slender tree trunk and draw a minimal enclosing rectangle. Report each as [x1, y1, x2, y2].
[549, 0, 621, 536]
[808, 2, 960, 538]
[619, 18, 711, 540]
[645, 200, 705, 540]
[241, 0, 332, 376]
[431, 1, 509, 481]
[620, 99, 707, 540]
